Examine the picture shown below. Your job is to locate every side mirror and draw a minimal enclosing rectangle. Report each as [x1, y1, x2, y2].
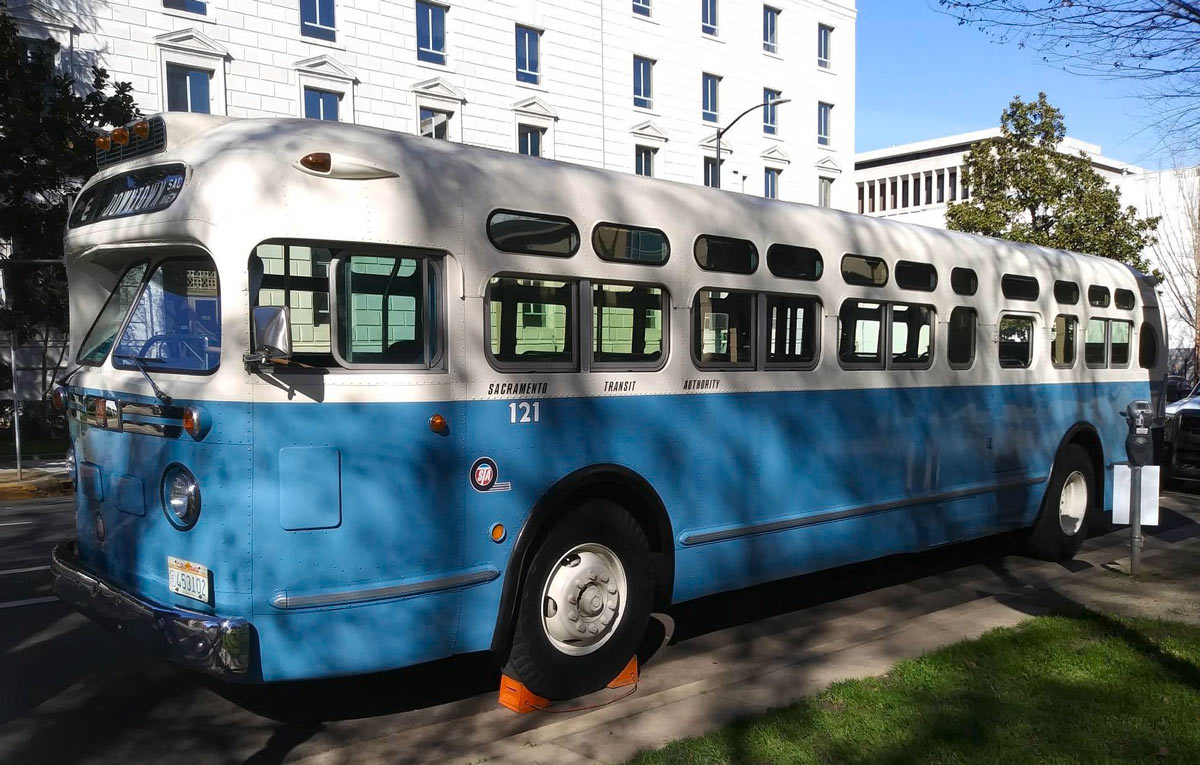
[251, 306, 292, 359]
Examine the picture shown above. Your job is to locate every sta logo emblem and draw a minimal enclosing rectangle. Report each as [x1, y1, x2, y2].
[470, 457, 499, 492]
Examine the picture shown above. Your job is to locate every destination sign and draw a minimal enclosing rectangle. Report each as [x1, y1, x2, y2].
[69, 163, 186, 228]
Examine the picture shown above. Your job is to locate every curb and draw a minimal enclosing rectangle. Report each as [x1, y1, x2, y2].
[0, 475, 73, 501]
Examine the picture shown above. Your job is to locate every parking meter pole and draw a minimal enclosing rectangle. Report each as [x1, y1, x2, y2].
[1122, 400, 1153, 578]
[1130, 465, 1141, 575]
[9, 332, 20, 481]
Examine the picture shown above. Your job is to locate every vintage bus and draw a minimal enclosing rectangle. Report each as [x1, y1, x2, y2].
[50, 113, 1165, 700]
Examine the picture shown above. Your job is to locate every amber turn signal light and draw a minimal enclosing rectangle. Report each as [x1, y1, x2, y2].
[490, 524, 506, 543]
[132, 120, 150, 139]
[299, 152, 332, 173]
[51, 387, 65, 411]
[429, 413, 448, 435]
[111, 127, 130, 146]
[95, 135, 111, 150]
[183, 407, 198, 437]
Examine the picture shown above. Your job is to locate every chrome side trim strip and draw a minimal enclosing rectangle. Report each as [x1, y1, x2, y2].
[271, 566, 500, 610]
[679, 475, 1048, 546]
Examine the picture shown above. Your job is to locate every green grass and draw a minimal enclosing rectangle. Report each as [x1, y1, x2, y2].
[630, 612, 1200, 765]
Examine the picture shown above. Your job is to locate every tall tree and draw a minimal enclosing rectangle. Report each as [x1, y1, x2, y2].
[946, 93, 1161, 279]
[0, 11, 139, 405]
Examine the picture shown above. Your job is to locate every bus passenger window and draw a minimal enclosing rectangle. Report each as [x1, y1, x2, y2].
[1001, 274, 1039, 301]
[252, 243, 335, 366]
[894, 261, 937, 292]
[335, 254, 439, 368]
[947, 307, 976, 369]
[1088, 285, 1111, 307]
[1110, 320, 1133, 366]
[1115, 289, 1135, 310]
[838, 300, 883, 367]
[487, 210, 580, 257]
[694, 236, 758, 274]
[841, 254, 887, 287]
[766, 244, 823, 281]
[593, 224, 670, 265]
[1139, 323, 1158, 369]
[890, 303, 933, 367]
[1054, 280, 1080, 304]
[998, 315, 1034, 368]
[593, 283, 666, 367]
[765, 294, 820, 368]
[1085, 318, 1107, 367]
[488, 277, 575, 367]
[1050, 315, 1077, 368]
[950, 267, 977, 296]
[694, 289, 755, 367]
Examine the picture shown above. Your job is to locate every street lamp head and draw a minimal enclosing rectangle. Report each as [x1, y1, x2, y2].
[770, 97, 793, 106]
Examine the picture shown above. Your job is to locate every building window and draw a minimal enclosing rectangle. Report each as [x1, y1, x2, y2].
[702, 73, 719, 122]
[763, 6, 779, 53]
[817, 102, 832, 146]
[764, 167, 780, 199]
[817, 24, 832, 68]
[417, 1, 447, 65]
[701, 0, 718, 35]
[303, 87, 339, 121]
[518, 124, 544, 156]
[901, 177, 910, 207]
[633, 0, 651, 16]
[764, 88, 781, 134]
[300, 0, 336, 42]
[948, 169, 958, 201]
[818, 177, 833, 208]
[636, 145, 655, 177]
[163, 0, 207, 14]
[515, 25, 540, 84]
[703, 156, 720, 188]
[633, 56, 653, 109]
[419, 107, 451, 139]
[166, 64, 211, 114]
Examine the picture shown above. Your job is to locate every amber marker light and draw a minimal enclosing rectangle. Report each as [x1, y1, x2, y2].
[111, 127, 130, 146]
[95, 135, 111, 150]
[429, 413, 448, 435]
[490, 524, 506, 543]
[51, 387, 65, 411]
[183, 407, 198, 438]
[299, 152, 332, 173]
[131, 120, 151, 139]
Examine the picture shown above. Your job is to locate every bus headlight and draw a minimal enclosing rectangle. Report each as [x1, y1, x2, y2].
[161, 464, 201, 530]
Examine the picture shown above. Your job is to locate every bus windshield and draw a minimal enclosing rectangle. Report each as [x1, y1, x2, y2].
[112, 257, 222, 373]
[77, 262, 149, 365]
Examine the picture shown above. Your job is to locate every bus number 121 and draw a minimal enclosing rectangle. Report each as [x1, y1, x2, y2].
[508, 401, 541, 424]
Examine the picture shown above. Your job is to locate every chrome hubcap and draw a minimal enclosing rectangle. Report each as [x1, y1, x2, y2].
[1058, 470, 1088, 536]
[540, 543, 627, 656]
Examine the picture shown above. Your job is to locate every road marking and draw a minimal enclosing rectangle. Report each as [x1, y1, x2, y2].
[0, 596, 59, 610]
[0, 521, 33, 528]
[0, 565, 50, 576]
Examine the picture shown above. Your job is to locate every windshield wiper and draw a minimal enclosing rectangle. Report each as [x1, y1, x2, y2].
[114, 354, 173, 405]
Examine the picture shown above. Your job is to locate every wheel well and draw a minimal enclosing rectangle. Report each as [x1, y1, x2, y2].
[489, 464, 674, 657]
[1063, 424, 1104, 508]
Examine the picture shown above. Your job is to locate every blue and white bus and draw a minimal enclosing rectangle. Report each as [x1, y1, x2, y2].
[51, 113, 1165, 700]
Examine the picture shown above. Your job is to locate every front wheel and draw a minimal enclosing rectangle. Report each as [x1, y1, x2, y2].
[503, 500, 652, 700]
[1028, 444, 1095, 561]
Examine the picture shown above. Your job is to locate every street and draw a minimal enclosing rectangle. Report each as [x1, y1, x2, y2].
[1, 494, 1198, 765]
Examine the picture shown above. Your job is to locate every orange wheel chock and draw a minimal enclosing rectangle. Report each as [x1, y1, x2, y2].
[607, 655, 639, 688]
[498, 674, 550, 714]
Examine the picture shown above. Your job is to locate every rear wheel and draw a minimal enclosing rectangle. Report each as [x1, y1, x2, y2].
[503, 500, 652, 700]
[1028, 444, 1095, 561]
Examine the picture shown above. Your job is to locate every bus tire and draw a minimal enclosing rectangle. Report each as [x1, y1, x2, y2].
[502, 499, 653, 701]
[1028, 444, 1095, 561]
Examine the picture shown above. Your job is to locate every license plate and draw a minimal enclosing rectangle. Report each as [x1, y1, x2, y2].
[167, 556, 210, 604]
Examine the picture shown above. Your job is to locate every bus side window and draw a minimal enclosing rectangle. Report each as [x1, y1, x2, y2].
[334, 254, 440, 368]
[1050, 314, 1077, 368]
[947, 307, 976, 369]
[593, 282, 667, 368]
[694, 289, 755, 368]
[998, 315, 1034, 368]
[765, 293, 820, 369]
[1110, 320, 1133, 367]
[252, 243, 335, 367]
[837, 299, 884, 368]
[890, 303, 934, 368]
[1085, 318, 1108, 368]
[487, 277, 576, 369]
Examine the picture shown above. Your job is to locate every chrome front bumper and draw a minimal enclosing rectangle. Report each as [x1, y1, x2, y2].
[50, 540, 253, 678]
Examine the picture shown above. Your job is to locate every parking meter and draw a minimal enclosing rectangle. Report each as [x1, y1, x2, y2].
[1123, 400, 1154, 467]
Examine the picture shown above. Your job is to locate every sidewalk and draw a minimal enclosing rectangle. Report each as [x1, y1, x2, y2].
[0, 459, 72, 500]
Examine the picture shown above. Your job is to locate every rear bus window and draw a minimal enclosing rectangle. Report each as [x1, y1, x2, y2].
[592, 223, 670, 265]
[487, 210, 580, 257]
[487, 277, 576, 367]
[1001, 274, 1039, 301]
[998, 315, 1034, 368]
[894, 261, 937, 292]
[947, 307, 976, 369]
[1110, 320, 1133, 366]
[765, 294, 820, 369]
[694, 289, 755, 367]
[593, 282, 667, 368]
[838, 299, 884, 367]
[694, 235, 758, 274]
[841, 254, 888, 287]
[891, 303, 934, 367]
[334, 254, 440, 368]
[766, 244, 823, 281]
[1051, 315, 1077, 368]
[1085, 318, 1107, 367]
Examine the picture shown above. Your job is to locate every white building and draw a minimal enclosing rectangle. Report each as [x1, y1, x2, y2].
[854, 129, 1199, 351]
[4, 0, 858, 209]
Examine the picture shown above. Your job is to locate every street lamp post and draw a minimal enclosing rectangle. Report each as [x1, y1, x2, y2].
[713, 97, 791, 189]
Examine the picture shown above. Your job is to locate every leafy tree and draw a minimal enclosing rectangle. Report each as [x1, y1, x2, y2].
[946, 93, 1161, 279]
[0, 11, 138, 406]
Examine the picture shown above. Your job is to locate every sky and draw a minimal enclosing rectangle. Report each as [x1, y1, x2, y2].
[855, 1, 1180, 170]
